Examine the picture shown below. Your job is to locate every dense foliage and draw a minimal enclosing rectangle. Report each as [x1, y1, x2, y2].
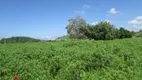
[0, 39, 142, 80]
[0, 36, 40, 44]
[66, 16, 133, 40]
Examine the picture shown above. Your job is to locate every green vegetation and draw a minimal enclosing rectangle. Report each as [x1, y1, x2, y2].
[133, 30, 142, 38]
[66, 16, 133, 40]
[56, 35, 70, 41]
[0, 36, 40, 44]
[0, 38, 142, 80]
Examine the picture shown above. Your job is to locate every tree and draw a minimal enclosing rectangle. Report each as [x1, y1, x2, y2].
[66, 16, 87, 39]
[112, 28, 121, 39]
[0, 36, 40, 44]
[119, 27, 132, 39]
[65, 17, 133, 40]
[85, 22, 115, 40]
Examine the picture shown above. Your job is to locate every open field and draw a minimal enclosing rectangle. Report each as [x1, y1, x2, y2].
[0, 39, 142, 80]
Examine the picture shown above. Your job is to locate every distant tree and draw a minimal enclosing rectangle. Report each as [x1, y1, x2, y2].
[82, 22, 115, 40]
[0, 36, 40, 44]
[65, 17, 133, 40]
[94, 22, 115, 40]
[79, 22, 117, 40]
[139, 30, 142, 32]
[119, 27, 132, 38]
[66, 16, 87, 39]
[119, 27, 125, 38]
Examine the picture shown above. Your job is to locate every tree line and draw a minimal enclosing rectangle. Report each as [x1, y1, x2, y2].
[0, 36, 40, 44]
[66, 16, 134, 40]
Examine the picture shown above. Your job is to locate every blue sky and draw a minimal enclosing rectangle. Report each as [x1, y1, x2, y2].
[0, 0, 142, 39]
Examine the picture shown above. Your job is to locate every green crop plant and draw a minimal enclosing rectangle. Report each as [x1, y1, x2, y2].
[0, 38, 142, 80]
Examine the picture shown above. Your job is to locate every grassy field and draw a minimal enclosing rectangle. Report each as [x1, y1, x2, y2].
[0, 39, 142, 80]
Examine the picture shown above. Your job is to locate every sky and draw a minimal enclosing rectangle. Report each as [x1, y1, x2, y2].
[0, 0, 142, 40]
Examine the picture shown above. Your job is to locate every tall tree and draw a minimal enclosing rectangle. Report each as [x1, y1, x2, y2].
[92, 22, 115, 40]
[66, 16, 87, 39]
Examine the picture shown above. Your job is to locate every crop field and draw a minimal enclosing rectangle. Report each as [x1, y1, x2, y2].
[0, 39, 142, 80]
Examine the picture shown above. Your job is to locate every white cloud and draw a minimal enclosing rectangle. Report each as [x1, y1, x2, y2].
[91, 22, 99, 25]
[83, 4, 91, 9]
[128, 16, 142, 25]
[105, 20, 111, 23]
[128, 16, 142, 31]
[109, 8, 120, 14]
[74, 4, 91, 15]
[118, 26, 140, 31]
[128, 20, 142, 25]
[125, 26, 142, 31]
[74, 10, 85, 14]
[135, 16, 142, 20]
[91, 20, 111, 25]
